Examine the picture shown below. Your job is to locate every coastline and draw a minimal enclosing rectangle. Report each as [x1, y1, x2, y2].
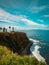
[29, 38, 46, 63]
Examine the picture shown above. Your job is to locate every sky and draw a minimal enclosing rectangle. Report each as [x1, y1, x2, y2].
[0, 0, 49, 30]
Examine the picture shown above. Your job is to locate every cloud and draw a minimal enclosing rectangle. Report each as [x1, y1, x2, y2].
[0, 8, 16, 23]
[0, 8, 39, 26]
[29, 6, 47, 13]
[37, 19, 44, 22]
[43, 15, 49, 17]
[21, 18, 38, 25]
[0, 8, 49, 30]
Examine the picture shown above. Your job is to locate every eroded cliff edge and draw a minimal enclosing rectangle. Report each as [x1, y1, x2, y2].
[0, 32, 32, 55]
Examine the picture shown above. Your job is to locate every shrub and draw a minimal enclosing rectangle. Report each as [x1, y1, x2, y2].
[0, 46, 11, 60]
[0, 45, 47, 65]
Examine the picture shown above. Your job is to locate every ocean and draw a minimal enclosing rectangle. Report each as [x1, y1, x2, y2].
[18, 30, 49, 65]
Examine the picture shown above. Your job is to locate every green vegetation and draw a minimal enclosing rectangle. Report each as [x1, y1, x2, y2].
[0, 45, 47, 65]
[0, 32, 47, 65]
[0, 32, 30, 55]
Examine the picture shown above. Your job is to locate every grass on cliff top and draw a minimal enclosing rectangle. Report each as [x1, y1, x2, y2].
[0, 32, 26, 35]
[0, 45, 47, 65]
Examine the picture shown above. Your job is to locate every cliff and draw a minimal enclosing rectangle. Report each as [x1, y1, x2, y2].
[0, 32, 32, 55]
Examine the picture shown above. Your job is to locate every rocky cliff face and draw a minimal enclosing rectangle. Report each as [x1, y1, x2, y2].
[0, 32, 32, 55]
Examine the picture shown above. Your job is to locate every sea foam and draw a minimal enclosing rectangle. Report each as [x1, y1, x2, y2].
[29, 38, 45, 62]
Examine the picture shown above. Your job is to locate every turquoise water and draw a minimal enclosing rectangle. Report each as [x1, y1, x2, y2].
[23, 30, 49, 44]
[18, 30, 49, 65]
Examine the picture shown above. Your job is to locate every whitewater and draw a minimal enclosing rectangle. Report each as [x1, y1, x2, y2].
[29, 38, 46, 62]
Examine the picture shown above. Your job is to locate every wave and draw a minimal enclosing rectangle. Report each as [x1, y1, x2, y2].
[29, 38, 46, 62]
[29, 38, 39, 44]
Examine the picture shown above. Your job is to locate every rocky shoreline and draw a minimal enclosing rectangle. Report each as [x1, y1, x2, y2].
[0, 32, 32, 55]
